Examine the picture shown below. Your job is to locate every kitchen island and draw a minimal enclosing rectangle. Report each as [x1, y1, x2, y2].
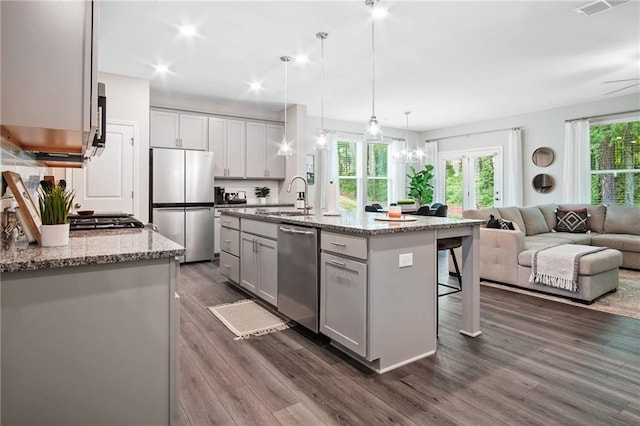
[220, 208, 483, 373]
[0, 228, 184, 425]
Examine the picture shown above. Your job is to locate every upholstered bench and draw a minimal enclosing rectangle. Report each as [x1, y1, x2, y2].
[516, 246, 623, 303]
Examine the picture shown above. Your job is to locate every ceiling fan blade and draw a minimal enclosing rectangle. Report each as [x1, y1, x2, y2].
[603, 78, 640, 84]
[605, 82, 640, 95]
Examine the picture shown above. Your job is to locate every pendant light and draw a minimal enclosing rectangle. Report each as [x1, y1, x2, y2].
[405, 111, 418, 164]
[363, 0, 383, 142]
[314, 32, 329, 150]
[277, 56, 293, 156]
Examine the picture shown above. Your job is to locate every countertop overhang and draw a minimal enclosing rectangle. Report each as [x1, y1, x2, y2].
[220, 208, 483, 235]
[1, 228, 185, 273]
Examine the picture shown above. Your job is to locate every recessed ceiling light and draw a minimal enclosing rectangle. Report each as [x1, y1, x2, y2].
[295, 54, 309, 64]
[154, 64, 170, 74]
[249, 81, 263, 91]
[178, 24, 197, 38]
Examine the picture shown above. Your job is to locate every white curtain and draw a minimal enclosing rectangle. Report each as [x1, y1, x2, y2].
[562, 120, 591, 203]
[504, 128, 523, 206]
[423, 141, 439, 202]
[389, 139, 407, 203]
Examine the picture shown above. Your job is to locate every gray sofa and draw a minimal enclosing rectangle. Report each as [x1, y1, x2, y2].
[460, 204, 639, 301]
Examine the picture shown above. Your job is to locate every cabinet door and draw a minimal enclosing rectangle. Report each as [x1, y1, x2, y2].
[225, 119, 246, 178]
[209, 117, 227, 177]
[219, 251, 239, 284]
[257, 236, 278, 306]
[179, 114, 208, 150]
[240, 233, 258, 294]
[266, 124, 286, 179]
[320, 253, 367, 357]
[150, 110, 179, 148]
[246, 122, 267, 178]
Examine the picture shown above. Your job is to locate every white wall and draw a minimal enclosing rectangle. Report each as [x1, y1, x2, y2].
[96, 73, 150, 221]
[423, 94, 639, 206]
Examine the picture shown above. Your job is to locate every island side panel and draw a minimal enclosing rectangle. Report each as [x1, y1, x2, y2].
[1, 257, 177, 426]
[368, 230, 437, 372]
[460, 224, 482, 336]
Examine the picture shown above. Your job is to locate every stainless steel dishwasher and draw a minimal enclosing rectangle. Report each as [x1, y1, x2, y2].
[277, 224, 319, 333]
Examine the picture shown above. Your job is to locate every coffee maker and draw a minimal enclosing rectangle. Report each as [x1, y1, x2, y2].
[214, 186, 225, 204]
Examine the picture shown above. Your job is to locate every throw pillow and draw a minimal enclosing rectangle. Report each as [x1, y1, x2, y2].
[555, 209, 589, 233]
[487, 214, 515, 230]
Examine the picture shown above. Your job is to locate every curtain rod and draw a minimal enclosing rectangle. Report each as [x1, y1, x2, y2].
[565, 109, 640, 123]
[326, 128, 404, 142]
[424, 126, 521, 143]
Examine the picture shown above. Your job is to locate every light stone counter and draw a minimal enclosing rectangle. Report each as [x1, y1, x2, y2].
[219, 207, 483, 235]
[0, 228, 185, 272]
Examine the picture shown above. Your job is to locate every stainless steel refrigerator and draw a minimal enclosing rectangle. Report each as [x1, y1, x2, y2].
[150, 148, 215, 262]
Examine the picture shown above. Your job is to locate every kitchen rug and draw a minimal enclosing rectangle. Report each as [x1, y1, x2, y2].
[206, 299, 291, 340]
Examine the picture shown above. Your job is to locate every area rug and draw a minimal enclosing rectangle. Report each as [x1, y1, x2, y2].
[206, 299, 291, 340]
[481, 269, 640, 320]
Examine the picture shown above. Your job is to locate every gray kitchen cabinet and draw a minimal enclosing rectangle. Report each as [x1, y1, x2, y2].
[1, 0, 100, 159]
[219, 213, 240, 284]
[245, 122, 285, 179]
[210, 117, 245, 178]
[320, 252, 368, 357]
[151, 110, 208, 150]
[240, 220, 278, 306]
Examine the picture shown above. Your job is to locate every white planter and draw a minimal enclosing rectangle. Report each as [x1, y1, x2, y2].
[40, 223, 70, 247]
[258, 197, 267, 205]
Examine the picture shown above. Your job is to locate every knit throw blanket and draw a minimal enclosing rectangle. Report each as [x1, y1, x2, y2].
[529, 244, 606, 292]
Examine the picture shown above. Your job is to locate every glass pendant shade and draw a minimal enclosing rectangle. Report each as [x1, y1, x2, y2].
[315, 131, 329, 150]
[277, 137, 293, 156]
[364, 115, 383, 142]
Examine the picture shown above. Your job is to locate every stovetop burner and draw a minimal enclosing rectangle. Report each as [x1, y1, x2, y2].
[69, 213, 145, 230]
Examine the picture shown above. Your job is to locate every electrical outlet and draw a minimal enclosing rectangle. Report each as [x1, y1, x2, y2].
[399, 253, 413, 268]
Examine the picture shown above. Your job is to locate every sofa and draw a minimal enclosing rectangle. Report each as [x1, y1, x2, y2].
[460, 204, 639, 302]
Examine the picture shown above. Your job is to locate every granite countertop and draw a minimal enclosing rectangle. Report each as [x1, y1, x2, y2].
[1, 228, 185, 273]
[216, 203, 294, 209]
[220, 208, 483, 235]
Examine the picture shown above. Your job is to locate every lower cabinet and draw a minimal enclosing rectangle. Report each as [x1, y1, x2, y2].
[320, 252, 368, 357]
[219, 250, 240, 284]
[240, 232, 278, 306]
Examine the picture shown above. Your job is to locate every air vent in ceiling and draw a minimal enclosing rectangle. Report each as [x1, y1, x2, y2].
[576, 0, 630, 16]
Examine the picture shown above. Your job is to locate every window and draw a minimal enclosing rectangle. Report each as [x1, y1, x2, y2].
[590, 121, 640, 206]
[336, 138, 389, 212]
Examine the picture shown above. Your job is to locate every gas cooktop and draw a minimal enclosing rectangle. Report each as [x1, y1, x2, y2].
[68, 213, 145, 230]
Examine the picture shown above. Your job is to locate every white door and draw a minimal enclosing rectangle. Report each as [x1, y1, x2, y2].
[439, 148, 503, 216]
[72, 123, 135, 214]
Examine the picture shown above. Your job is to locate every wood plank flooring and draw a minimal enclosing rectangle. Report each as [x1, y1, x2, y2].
[177, 261, 640, 425]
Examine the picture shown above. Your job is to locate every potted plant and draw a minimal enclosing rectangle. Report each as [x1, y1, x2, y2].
[255, 186, 271, 205]
[406, 164, 435, 207]
[38, 182, 75, 247]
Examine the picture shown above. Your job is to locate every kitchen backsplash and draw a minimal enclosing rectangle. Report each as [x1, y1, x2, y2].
[215, 179, 280, 204]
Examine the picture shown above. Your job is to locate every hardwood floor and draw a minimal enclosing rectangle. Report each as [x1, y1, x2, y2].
[177, 261, 640, 425]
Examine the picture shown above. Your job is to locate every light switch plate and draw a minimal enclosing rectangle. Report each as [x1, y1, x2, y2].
[399, 253, 413, 268]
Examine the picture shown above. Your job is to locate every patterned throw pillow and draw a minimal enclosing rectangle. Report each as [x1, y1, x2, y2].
[487, 214, 515, 230]
[555, 209, 589, 233]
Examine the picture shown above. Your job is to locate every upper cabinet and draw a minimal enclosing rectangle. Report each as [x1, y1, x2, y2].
[0, 0, 100, 165]
[150, 110, 208, 150]
[209, 117, 245, 178]
[246, 122, 285, 179]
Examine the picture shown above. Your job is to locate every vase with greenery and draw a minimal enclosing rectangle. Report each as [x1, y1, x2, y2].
[38, 183, 75, 247]
[255, 186, 270, 205]
[406, 164, 435, 207]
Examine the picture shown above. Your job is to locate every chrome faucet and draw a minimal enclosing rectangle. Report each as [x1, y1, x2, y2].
[287, 175, 310, 215]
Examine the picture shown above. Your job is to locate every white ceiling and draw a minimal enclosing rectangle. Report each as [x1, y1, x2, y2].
[99, 0, 640, 131]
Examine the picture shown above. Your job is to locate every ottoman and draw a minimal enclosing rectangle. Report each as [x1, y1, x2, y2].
[517, 246, 623, 303]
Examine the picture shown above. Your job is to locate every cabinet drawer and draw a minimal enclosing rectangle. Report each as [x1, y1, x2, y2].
[242, 218, 278, 240]
[321, 231, 368, 260]
[220, 215, 240, 230]
[220, 227, 240, 256]
[219, 251, 240, 284]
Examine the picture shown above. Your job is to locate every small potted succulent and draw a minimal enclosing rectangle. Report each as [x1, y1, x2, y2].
[255, 186, 271, 205]
[38, 182, 75, 247]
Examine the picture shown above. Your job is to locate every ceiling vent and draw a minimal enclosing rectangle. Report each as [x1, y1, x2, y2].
[576, 0, 630, 16]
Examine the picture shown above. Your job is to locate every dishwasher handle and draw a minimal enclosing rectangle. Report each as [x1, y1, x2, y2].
[279, 226, 315, 236]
